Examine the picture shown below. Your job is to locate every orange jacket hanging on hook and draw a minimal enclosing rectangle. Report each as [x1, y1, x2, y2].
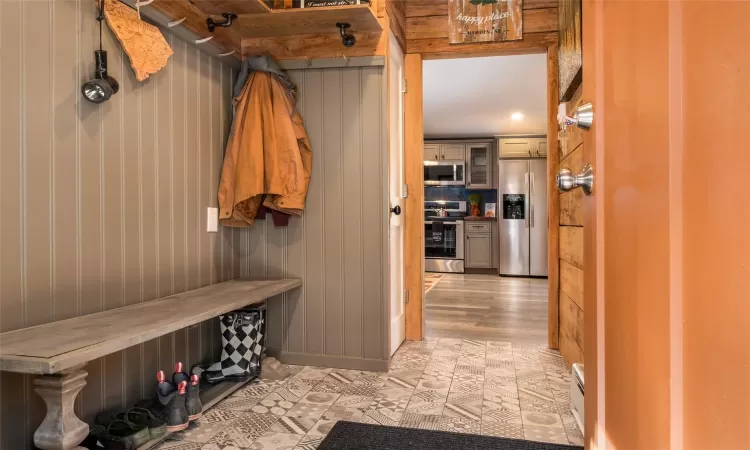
[218, 71, 312, 227]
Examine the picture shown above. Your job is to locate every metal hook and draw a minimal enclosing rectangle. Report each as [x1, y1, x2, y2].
[134, 0, 153, 20]
[167, 17, 187, 28]
[305, 56, 312, 68]
[342, 54, 350, 65]
[218, 50, 235, 57]
[195, 36, 214, 44]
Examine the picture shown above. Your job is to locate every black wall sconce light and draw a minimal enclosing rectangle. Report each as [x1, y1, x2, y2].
[81, 0, 119, 104]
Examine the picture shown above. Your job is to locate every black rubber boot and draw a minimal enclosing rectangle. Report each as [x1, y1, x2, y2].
[160, 380, 189, 432]
[186, 374, 203, 421]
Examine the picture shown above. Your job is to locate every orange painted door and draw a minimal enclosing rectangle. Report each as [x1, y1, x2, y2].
[582, 1, 750, 449]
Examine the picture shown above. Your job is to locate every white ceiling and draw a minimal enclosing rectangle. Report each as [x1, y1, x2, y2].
[423, 54, 548, 138]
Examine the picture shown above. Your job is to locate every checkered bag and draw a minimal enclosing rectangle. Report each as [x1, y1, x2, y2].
[193, 306, 266, 382]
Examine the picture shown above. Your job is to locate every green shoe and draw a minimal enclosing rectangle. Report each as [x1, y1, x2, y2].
[104, 419, 150, 448]
[87, 425, 132, 450]
[119, 407, 167, 439]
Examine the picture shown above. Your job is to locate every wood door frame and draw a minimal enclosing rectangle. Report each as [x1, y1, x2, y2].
[404, 44, 561, 348]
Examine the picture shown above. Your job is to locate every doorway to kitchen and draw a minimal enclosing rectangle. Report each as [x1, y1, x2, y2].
[420, 54, 550, 346]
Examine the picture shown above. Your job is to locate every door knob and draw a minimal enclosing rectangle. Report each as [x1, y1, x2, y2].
[559, 102, 594, 131]
[390, 205, 401, 215]
[557, 164, 594, 196]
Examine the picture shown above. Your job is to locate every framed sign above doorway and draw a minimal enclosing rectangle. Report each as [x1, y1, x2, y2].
[448, 0, 524, 44]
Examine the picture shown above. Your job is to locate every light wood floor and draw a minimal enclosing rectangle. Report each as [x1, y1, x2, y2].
[425, 273, 548, 345]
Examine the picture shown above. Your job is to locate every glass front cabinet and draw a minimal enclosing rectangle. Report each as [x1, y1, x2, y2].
[466, 143, 492, 189]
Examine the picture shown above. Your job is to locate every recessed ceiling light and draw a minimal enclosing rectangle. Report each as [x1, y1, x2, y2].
[511, 112, 524, 121]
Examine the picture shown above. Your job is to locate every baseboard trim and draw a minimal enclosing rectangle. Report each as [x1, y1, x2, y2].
[268, 350, 389, 373]
[464, 268, 498, 275]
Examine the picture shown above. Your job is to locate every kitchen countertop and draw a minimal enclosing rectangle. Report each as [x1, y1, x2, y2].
[463, 216, 497, 221]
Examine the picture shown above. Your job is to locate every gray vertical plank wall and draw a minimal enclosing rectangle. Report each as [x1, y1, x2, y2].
[0, 0, 238, 447]
[239, 66, 391, 372]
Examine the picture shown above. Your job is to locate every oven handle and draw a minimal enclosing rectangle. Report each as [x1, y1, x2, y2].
[455, 221, 464, 260]
[424, 221, 458, 225]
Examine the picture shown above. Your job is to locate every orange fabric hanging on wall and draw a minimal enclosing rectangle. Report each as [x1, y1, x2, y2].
[218, 71, 312, 227]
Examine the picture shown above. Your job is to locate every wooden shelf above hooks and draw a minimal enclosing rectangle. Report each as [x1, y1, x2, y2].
[234, 4, 382, 38]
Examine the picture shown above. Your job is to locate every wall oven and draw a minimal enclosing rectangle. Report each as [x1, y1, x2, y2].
[425, 220, 464, 273]
[424, 161, 465, 186]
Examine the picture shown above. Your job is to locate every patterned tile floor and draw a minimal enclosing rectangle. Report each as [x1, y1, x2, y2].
[156, 339, 582, 450]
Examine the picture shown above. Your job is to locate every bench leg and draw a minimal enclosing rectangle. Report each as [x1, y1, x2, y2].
[33, 365, 89, 450]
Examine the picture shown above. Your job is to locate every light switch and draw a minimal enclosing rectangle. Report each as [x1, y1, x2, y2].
[207, 207, 219, 232]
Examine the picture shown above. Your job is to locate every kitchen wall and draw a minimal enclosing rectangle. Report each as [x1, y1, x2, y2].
[0, 1, 238, 447]
[237, 65, 390, 371]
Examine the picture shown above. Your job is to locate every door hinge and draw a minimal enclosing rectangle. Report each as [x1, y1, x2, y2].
[404, 289, 409, 304]
[403, 184, 408, 198]
[403, 79, 408, 94]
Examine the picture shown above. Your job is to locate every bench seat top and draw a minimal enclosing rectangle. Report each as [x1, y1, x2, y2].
[0, 278, 301, 375]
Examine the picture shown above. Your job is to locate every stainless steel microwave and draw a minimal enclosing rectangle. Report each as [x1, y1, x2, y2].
[424, 160, 465, 186]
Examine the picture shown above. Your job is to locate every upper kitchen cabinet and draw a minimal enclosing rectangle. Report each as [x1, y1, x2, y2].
[498, 137, 534, 157]
[441, 144, 466, 161]
[535, 138, 548, 157]
[424, 144, 440, 162]
[423, 143, 466, 162]
[497, 137, 547, 158]
[466, 143, 492, 189]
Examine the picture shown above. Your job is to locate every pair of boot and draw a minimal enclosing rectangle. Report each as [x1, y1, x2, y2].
[138, 362, 203, 432]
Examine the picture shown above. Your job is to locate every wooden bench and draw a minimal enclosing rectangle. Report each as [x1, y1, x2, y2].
[0, 278, 301, 450]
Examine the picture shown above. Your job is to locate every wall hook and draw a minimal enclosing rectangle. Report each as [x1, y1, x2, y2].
[342, 54, 350, 65]
[218, 50, 235, 57]
[336, 22, 356, 47]
[304, 56, 312, 68]
[167, 17, 187, 28]
[134, 0, 153, 20]
[195, 36, 214, 44]
[207, 13, 237, 33]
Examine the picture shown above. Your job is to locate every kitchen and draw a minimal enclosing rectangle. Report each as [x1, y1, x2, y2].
[422, 54, 549, 343]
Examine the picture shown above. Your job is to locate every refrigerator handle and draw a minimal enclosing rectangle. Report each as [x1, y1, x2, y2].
[524, 172, 530, 228]
[530, 172, 535, 228]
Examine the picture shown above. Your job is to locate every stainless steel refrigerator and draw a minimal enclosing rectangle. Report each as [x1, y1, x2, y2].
[497, 159, 548, 276]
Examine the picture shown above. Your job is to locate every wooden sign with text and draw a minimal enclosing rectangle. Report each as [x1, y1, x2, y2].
[448, 0, 523, 44]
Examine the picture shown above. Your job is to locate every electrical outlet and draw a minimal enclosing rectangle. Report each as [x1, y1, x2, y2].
[207, 207, 218, 232]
